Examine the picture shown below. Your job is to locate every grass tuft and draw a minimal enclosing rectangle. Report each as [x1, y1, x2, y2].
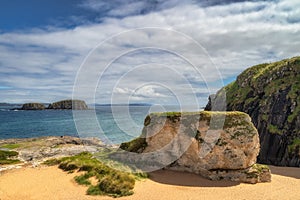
[43, 152, 138, 197]
[0, 150, 21, 165]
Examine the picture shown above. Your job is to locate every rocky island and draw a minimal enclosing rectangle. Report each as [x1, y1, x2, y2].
[48, 99, 88, 110]
[20, 103, 46, 110]
[12, 99, 89, 110]
[205, 56, 300, 167]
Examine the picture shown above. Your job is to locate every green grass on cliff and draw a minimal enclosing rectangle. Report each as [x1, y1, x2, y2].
[148, 111, 250, 129]
[0, 143, 21, 149]
[219, 56, 300, 136]
[0, 150, 21, 165]
[44, 152, 146, 197]
[268, 124, 282, 135]
[288, 138, 300, 153]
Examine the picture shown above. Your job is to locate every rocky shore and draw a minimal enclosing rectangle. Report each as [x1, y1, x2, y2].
[0, 136, 111, 171]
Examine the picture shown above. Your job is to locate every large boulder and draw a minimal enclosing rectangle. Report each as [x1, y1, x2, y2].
[48, 99, 88, 110]
[119, 111, 271, 183]
[21, 103, 45, 110]
[205, 56, 300, 167]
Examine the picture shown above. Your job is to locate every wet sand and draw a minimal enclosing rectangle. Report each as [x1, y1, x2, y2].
[0, 165, 299, 200]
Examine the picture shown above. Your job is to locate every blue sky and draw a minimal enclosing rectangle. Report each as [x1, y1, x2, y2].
[0, 0, 300, 106]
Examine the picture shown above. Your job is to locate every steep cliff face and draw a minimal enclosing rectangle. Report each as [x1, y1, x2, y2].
[21, 103, 45, 110]
[48, 99, 88, 110]
[205, 56, 300, 166]
[119, 111, 271, 183]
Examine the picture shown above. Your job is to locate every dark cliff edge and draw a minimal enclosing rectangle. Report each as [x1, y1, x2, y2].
[205, 56, 300, 167]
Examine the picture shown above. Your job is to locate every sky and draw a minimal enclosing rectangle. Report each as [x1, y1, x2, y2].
[0, 0, 300, 106]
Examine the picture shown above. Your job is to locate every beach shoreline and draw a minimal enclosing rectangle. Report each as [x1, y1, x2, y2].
[0, 165, 300, 200]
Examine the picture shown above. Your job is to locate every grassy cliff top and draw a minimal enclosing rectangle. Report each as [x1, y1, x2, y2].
[148, 111, 248, 118]
[221, 56, 300, 112]
[237, 56, 300, 82]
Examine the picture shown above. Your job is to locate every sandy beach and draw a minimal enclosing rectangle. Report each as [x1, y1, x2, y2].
[0, 165, 299, 200]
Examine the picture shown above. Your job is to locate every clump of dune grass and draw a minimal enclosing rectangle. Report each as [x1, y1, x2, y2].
[44, 152, 146, 197]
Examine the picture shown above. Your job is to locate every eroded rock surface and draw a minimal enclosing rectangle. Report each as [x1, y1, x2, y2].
[120, 111, 271, 183]
[0, 136, 108, 169]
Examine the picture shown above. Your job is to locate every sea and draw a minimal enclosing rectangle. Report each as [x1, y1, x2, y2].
[0, 105, 184, 144]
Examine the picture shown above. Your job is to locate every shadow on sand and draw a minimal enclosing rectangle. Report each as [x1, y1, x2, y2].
[269, 165, 300, 179]
[149, 169, 240, 187]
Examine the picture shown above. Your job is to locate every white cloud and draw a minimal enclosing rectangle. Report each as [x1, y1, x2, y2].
[0, 0, 300, 105]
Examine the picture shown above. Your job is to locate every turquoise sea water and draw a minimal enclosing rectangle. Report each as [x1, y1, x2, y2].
[0, 105, 180, 144]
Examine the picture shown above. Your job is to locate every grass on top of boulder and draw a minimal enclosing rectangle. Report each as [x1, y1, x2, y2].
[44, 152, 145, 198]
[0, 150, 21, 165]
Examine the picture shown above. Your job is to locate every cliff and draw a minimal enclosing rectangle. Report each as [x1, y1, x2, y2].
[21, 103, 45, 110]
[48, 99, 88, 110]
[119, 111, 271, 183]
[205, 56, 300, 166]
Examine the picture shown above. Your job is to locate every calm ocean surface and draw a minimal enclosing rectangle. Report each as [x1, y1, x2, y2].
[0, 105, 181, 144]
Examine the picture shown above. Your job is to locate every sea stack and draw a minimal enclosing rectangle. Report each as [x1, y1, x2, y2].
[119, 111, 271, 183]
[48, 99, 88, 110]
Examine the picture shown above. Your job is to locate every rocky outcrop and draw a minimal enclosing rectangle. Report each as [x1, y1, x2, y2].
[20, 103, 45, 110]
[205, 56, 300, 167]
[48, 99, 88, 110]
[0, 136, 107, 166]
[119, 111, 271, 183]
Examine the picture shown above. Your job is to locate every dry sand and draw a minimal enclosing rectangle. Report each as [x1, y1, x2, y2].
[0, 165, 300, 200]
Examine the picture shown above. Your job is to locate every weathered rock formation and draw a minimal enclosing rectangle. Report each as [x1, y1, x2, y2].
[119, 111, 271, 183]
[0, 136, 107, 165]
[205, 56, 300, 167]
[20, 103, 45, 110]
[48, 99, 88, 110]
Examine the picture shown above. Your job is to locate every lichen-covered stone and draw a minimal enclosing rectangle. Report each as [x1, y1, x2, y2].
[119, 111, 271, 183]
[205, 56, 300, 167]
[48, 99, 88, 110]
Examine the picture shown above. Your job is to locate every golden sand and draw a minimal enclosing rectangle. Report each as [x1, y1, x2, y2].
[0, 166, 299, 200]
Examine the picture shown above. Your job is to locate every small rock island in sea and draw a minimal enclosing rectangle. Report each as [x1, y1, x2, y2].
[17, 99, 88, 110]
[47, 99, 88, 110]
[21, 103, 46, 110]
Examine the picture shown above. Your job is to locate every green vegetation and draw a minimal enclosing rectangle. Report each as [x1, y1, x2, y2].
[44, 152, 144, 197]
[288, 138, 300, 153]
[119, 137, 147, 153]
[219, 56, 300, 140]
[261, 114, 268, 121]
[0, 150, 21, 165]
[251, 163, 270, 173]
[268, 124, 282, 135]
[0, 143, 21, 149]
[287, 99, 300, 123]
[244, 163, 270, 179]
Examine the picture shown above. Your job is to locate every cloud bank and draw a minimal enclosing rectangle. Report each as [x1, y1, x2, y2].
[0, 0, 299, 106]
